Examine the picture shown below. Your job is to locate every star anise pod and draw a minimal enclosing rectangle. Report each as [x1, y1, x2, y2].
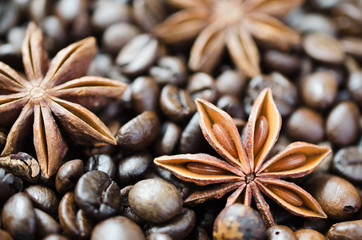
[154, 88, 330, 227]
[155, 0, 303, 77]
[0, 22, 127, 178]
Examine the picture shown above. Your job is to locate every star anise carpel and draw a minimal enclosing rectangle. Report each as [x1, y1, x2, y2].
[154, 88, 330, 227]
[0, 22, 127, 178]
[155, 0, 304, 77]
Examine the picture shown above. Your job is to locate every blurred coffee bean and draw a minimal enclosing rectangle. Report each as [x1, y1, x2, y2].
[55, 0, 85, 24]
[85, 154, 116, 179]
[217, 95, 245, 120]
[87, 53, 113, 77]
[0, 168, 23, 203]
[131, 76, 160, 114]
[266, 225, 296, 240]
[326, 101, 360, 146]
[129, 179, 183, 223]
[24, 185, 59, 216]
[55, 159, 84, 194]
[295, 14, 336, 35]
[178, 113, 204, 154]
[147, 233, 172, 240]
[215, 69, 247, 97]
[2, 193, 36, 240]
[102, 23, 140, 53]
[333, 147, 362, 184]
[340, 37, 362, 59]
[116, 34, 162, 76]
[7, 26, 26, 53]
[310, 0, 339, 9]
[29, 0, 51, 23]
[213, 204, 265, 240]
[332, 2, 362, 36]
[40, 16, 67, 53]
[0, 130, 5, 147]
[301, 71, 338, 110]
[91, 1, 131, 30]
[75, 170, 121, 220]
[150, 56, 187, 86]
[245, 72, 298, 117]
[146, 208, 195, 240]
[0, 230, 13, 240]
[187, 73, 218, 103]
[294, 229, 326, 240]
[91, 216, 145, 240]
[43, 234, 69, 240]
[117, 111, 160, 151]
[303, 32, 345, 64]
[263, 50, 300, 76]
[118, 152, 152, 184]
[286, 107, 324, 143]
[153, 121, 181, 155]
[327, 220, 362, 240]
[133, 0, 166, 32]
[306, 173, 361, 220]
[0, 1, 19, 36]
[34, 208, 61, 239]
[347, 70, 362, 107]
[160, 84, 196, 122]
[59, 192, 93, 239]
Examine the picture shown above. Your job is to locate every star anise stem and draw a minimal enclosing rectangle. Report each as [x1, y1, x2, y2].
[251, 181, 275, 228]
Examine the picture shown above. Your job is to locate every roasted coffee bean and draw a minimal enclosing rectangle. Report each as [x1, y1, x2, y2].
[55, 0, 85, 24]
[2, 193, 36, 240]
[293, 13, 336, 35]
[178, 113, 205, 153]
[263, 50, 300, 76]
[326, 101, 360, 146]
[117, 111, 160, 151]
[40, 16, 67, 53]
[24, 185, 59, 216]
[294, 229, 326, 240]
[146, 208, 195, 240]
[131, 76, 160, 114]
[133, 0, 166, 32]
[153, 121, 181, 155]
[213, 203, 265, 240]
[147, 233, 172, 240]
[187, 73, 218, 103]
[0, 230, 13, 240]
[303, 218, 333, 233]
[56, 159, 84, 194]
[87, 53, 113, 77]
[0, 152, 40, 182]
[340, 37, 362, 59]
[327, 220, 362, 240]
[160, 84, 196, 122]
[303, 32, 345, 64]
[0, 1, 19, 36]
[150, 56, 187, 86]
[43, 234, 69, 240]
[120, 185, 146, 226]
[29, 0, 51, 23]
[116, 34, 162, 76]
[0, 130, 5, 147]
[7, 26, 26, 53]
[75, 170, 121, 220]
[245, 72, 298, 117]
[0, 168, 23, 203]
[333, 147, 362, 184]
[102, 23, 140, 53]
[34, 208, 61, 239]
[215, 69, 247, 97]
[117, 152, 152, 184]
[286, 107, 325, 143]
[91, 216, 145, 240]
[129, 179, 183, 223]
[301, 71, 338, 110]
[347, 70, 362, 107]
[266, 225, 297, 240]
[217, 95, 245, 120]
[85, 154, 116, 179]
[59, 192, 93, 239]
[91, 1, 131, 30]
[306, 173, 361, 220]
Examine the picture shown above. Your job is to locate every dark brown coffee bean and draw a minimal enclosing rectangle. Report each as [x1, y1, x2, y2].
[87, 53, 113, 77]
[146, 208, 195, 240]
[0, 230, 13, 240]
[303, 32, 345, 64]
[215, 69, 247, 97]
[160, 84, 196, 122]
[347, 70, 362, 107]
[187, 73, 218, 103]
[116, 34, 162, 76]
[213, 203, 265, 240]
[43, 234, 69, 240]
[217, 95, 245, 120]
[245, 72, 298, 117]
[306, 173, 361, 220]
[153, 121, 181, 155]
[147, 233, 172, 240]
[131, 76, 160, 114]
[133, 0, 166, 32]
[120, 185, 146, 226]
[117, 152, 152, 184]
[59, 192, 93, 239]
[129, 179, 183, 224]
[294, 229, 326, 240]
[326, 101, 360, 146]
[117, 111, 160, 151]
[85, 154, 116, 179]
[40, 16, 67, 53]
[286, 107, 325, 143]
[263, 50, 301, 76]
[327, 220, 362, 240]
[149, 56, 187, 86]
[0, 168, 23, 203]
[91, 1, 131, 30]
[266, 225, 297, 240]
[91, 216, 145, 240]
[75, 170, 121, 220]
[0, 152, 40, 182]
[34, 208, 61, 239]
[0, 1, 19, 36]
[24, 185, 59, 216]
[178, 113, 205, 154]
[333, 147, 362, 184]
[340, 37, 362, 59]
[102, 23, 140, 53]
[303, 218, 333, 233]
[2, 193, 36, 240]
[55, 159, 84, 194]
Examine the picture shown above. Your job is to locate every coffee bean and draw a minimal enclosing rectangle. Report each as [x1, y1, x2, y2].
[129, 179, 183, 224]
[43, 234, 69, 240]
[0, 168, 23, 203]
[327, 220, 362, 240]
[40, 16, 67, 53]
[178, 113, 205, 154]
[120, 185, 146, 226]
[117, 111, 160, 151]
[149, 56, 187, 86]
[91, 216, 145, 240]
[263, 50, 300, 76]
[286, 107, 325, 143]
[217, 95, 245, 120]
[0, 1, 19, 36]
[24, 185, 59, 216]
[213, 204, 265, 240]
[160, 84, 196, 122]
[85, 154, 116, 179]
[55, 159, 84, 194]
[153, 121, 181, 155]
[347, 70, 362, 107]
[117, 152, 152, 184]
[75, 170, 121, 220]
[87, 53, 113, 77]
[147, 233, 172, 240]
[34, 208, 61, 239]
[294, 229, 326, 240]
[0, 152, 40, 182]
[102, 23, 140, 54]
[215, 69, 247, 97]
[131, 76, 160, 114]
[303, 218, 333, 233]
[326, 101, 360, 146]
[266, 225, 297, 240]
[340, 37, 362, 59]
[0, 230, 13, 240]
[333, 147, 362, 184]
[91, 1, 131, 30]
[187, 73, 218, 103]
[295, 13, 336, 35]
[133, 0, 166, 32]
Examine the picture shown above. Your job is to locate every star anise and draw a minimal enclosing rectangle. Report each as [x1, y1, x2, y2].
[155, 0, 303, 77]
[154, 88, 330, 227]
[0, 22, 127, 178]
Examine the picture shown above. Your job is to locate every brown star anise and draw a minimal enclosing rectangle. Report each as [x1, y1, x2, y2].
[0, 22, 127, 178]
[155, 0, 303, 77]
[154, 88, 330, 227]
